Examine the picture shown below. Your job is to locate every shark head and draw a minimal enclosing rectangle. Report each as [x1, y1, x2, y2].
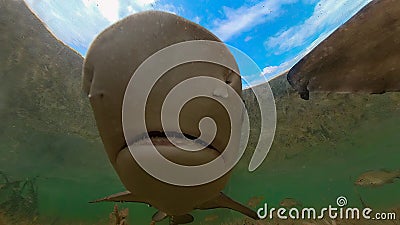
[83, 11, 259, 220]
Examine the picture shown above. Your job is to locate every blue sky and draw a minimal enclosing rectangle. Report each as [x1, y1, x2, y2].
[25, 0, 371, 86]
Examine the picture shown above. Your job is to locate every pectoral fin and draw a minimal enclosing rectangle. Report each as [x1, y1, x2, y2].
[152, 211, 168, 222]
[196, 192, 259, 220]
[89, 190, 145, 204]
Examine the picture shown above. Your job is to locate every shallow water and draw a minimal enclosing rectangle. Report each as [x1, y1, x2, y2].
[1, 0, 399, 224]
[1, 108, 399, 224]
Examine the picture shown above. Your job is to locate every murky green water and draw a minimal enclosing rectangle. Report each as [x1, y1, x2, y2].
[2, 0, 399, 224]
[1, 109, 399, 224]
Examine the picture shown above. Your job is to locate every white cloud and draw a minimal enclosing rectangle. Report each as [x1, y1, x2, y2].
[83, 0, 120, 22]
[154, 4, 184, 15]
[256, 0, 372, 84]
[25, 0, 111, 54]
[212, 0, 297, 41]
[135, 0, 156, 7]
[24, 0, 183, 55]
[244, 36, 253, 42]
[260, 30, 333, 80]
[127, 5, 136, 13]
[192, 16, 201, 24]
[261, 66, 278, 76]
[265, 0, 372, 54]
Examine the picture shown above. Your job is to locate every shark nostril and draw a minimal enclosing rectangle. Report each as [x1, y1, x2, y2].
[225, 80, 232, 85]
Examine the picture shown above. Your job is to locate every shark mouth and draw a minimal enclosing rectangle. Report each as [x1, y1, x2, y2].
[126, 131, 218, 151]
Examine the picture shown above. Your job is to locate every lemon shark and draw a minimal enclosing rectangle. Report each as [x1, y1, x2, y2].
[82, 11, 258, 224]
[287, 0, 400, 100]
